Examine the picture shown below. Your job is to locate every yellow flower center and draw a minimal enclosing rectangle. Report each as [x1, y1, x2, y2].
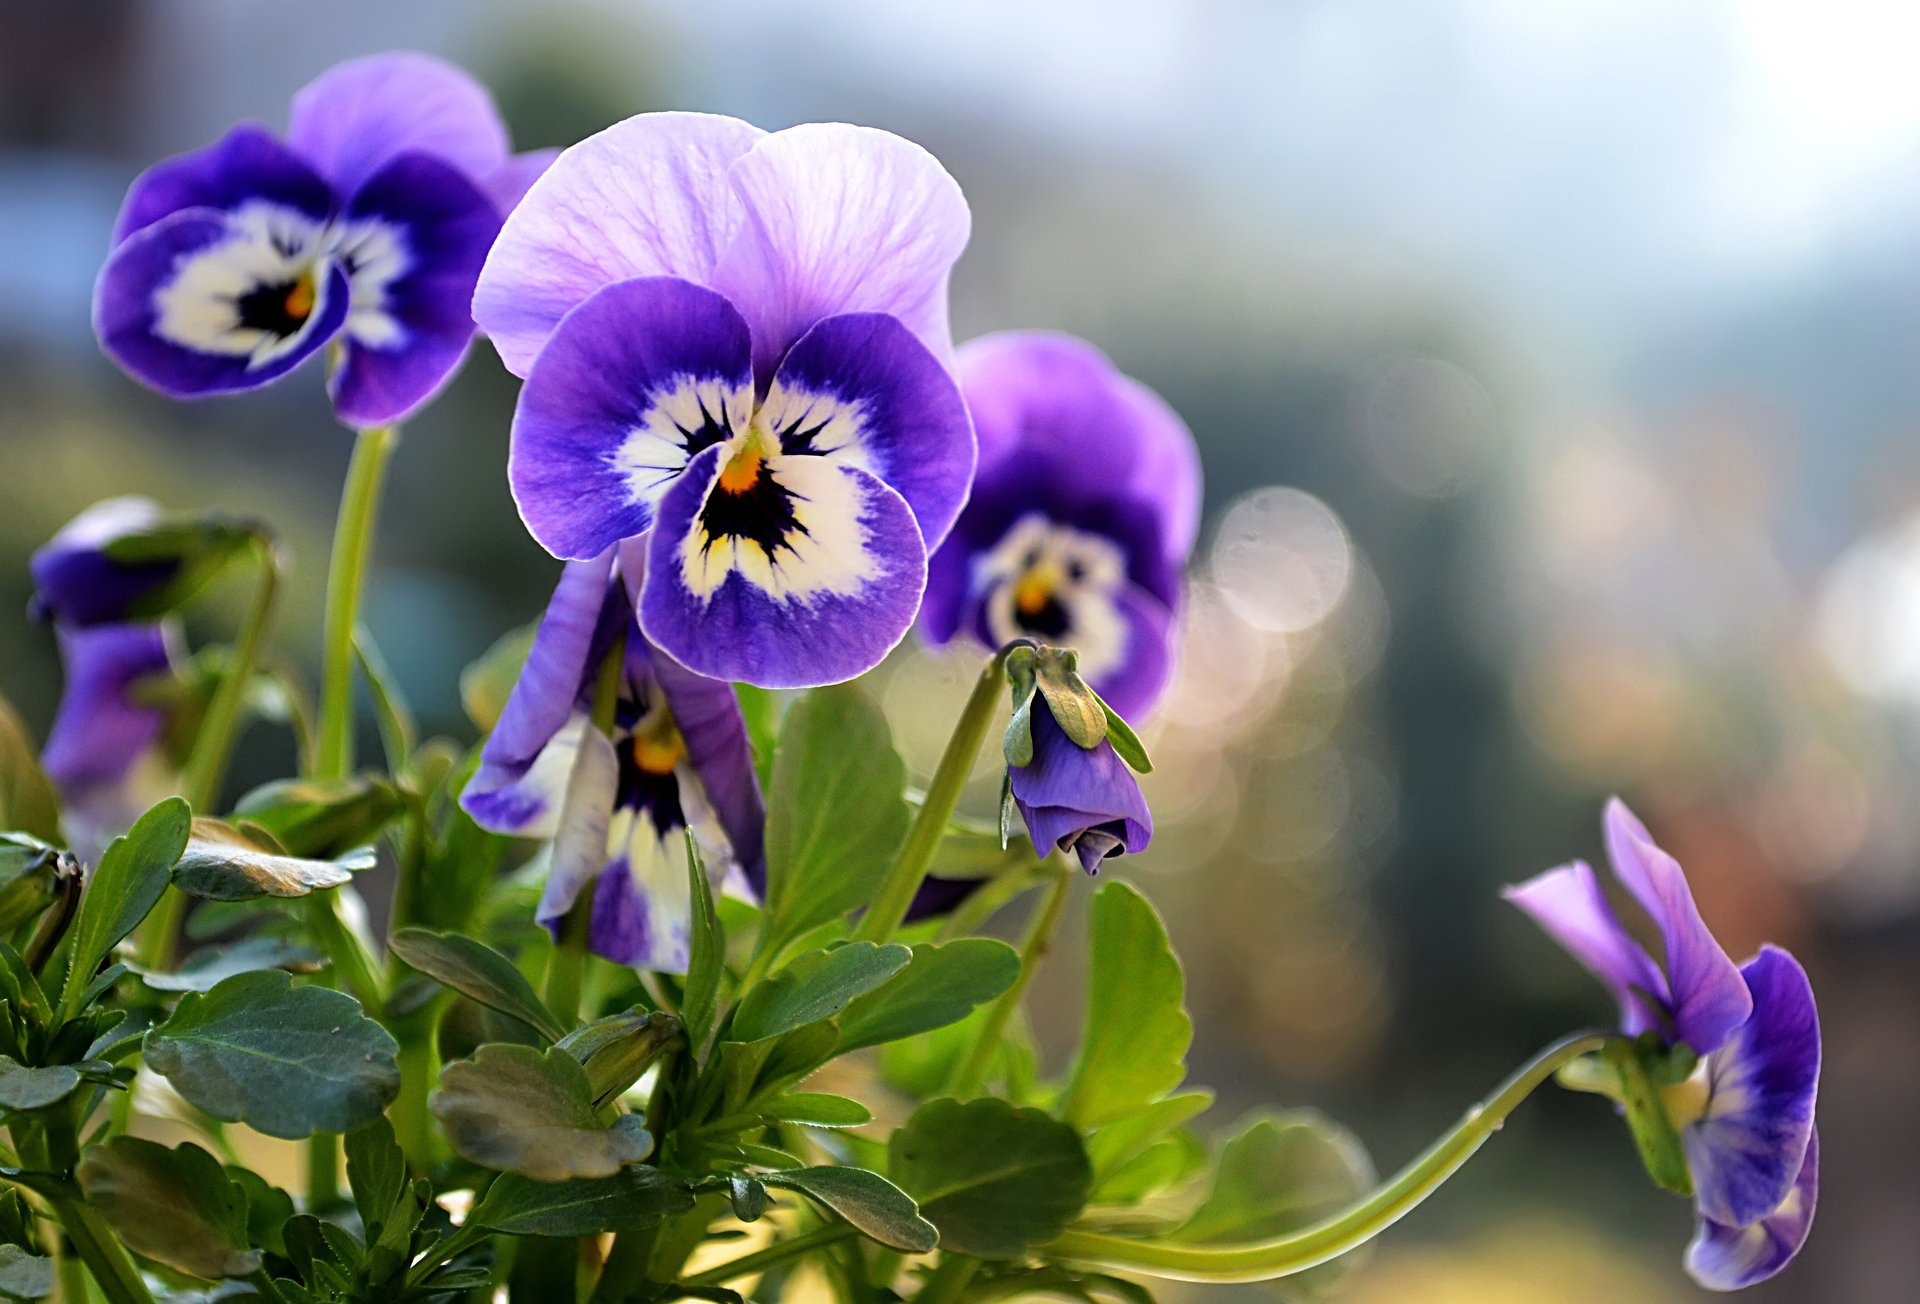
[1014, 560, 1063, 616]
[283, 274, 316, 324]
[631, 716, 687, 775]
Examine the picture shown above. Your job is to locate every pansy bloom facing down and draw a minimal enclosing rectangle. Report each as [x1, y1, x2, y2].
[473, 114, 975, 687]
[96, 52, 547, 428]
[461, 549, 765, 973]
[922, 332, 1201, 719]
[1505, 800, 1820, 1291]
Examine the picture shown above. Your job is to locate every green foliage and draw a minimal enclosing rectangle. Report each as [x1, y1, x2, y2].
[0, 1056, 91, 1113]
[0, 1243, 52, 1301]
[834, 938, 1021, 1053]
[1061, 881, 1192, 1128]
[730, 942, 911, 1043]
[133, 934, 323, 993]
[889, 1098, 1093, 1259]
[760, 1167, 937, 1252]
[682, 833, 724, 1048]
[431, 1043, 653, 1180]
[61, 797, 190, 1011]
[0, 836, 67, 935]
[76, 1137, 261, 1279]
[233, 775, 405, 858]
[97, 513, 260, 621]
[460, 621, 536, 733]
[0, 696, 60, 844]
[389, 927, 566, 1041]
[558, 1008, 682, 1107]
[143, 969, 400, 1138]
[471, 1169, 694, 1237]
[170, 819, 374, 901]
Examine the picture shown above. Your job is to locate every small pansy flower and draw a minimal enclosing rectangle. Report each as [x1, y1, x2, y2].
[1011, 703, 1153, 874]
[472, 113, 975, 688]
[921, 332, 1201, 719]
[95, 52, 547, 428]
[42, 623, 184, 861]
[1505, 800, 1819, 1291]
[461, 548, 765, 973]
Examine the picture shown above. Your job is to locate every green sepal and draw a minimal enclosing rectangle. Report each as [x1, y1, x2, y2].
[0, 837, 72, 935]
[1003, 644, 1040, 768]
[1034, 647, 1108, 749]
[557, 1008, 683, 1108]
[98, 513, 265, 622]
[1097, 700, 1153, 774]
[1604, 1039, 1694, 1198]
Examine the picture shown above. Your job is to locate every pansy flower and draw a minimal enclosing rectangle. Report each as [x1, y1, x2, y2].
[472, 113, 975, 688]
[461, 548, 765, 973]
[95, 52, 548, 428]
[1505, 800, 1819, 1290]
[42, 623, 184, 862]
[921, 332, 1201, 719]
[1012, 703, 1153, 874]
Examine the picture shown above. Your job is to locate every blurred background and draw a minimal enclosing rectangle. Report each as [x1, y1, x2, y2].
[3, 1, 1917, 1298]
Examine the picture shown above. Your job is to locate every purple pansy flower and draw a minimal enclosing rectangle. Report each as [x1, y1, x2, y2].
[30, 497, 174, 629]
[42, 623, 183, 861]
[95, 52, 546, 428]
[921, 332, 1201, 720]
[1505, 800, 1820, 1291]
[1012, 704, 1153, 875]
[472, 113, 975, 688]
[461, 547, 765, 974]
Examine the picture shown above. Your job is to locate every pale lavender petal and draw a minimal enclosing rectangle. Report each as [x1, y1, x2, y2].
[535, 725, 620, 931]
[482, 148, 560, 216]
[474, 112, 765, 376]
[763, 311, 975, 548]
[645, 643, 767, 897]
[285, 52, 509, 198]
[510, 276, 754, 561]
[42, 623, 175, 795]
[713, 123, 968, 382]
[1116, 372, 1203, 564]
[1090, 585, 1175, 721]
[1502, 860, 1670, 1037]
[639, 446, 928, 688]
[1605, 799, 1753, 1054]
[1687, 946, 1820, 1230]
[1009, 707, 1152, 872]
[328, 151, 501, 428]
[31, 497, 169, 629]
[1687, 1130, 1818, 1292]
[112, 124, 334, 243]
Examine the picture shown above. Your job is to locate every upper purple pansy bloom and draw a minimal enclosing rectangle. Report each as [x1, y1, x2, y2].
[1505, 800, 1820, 1291]
[921, 332, 1200, 720]
[94, 52, 546, 429]
[461, 547, 765, 974]
[472, 113, 976, 688]
[1012, 705, 1153, 875]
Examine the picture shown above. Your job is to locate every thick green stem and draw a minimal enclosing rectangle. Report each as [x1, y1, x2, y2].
[854, 651, 1009, 946]
[37, 1109, 155, 1304]
[680, 1223, 856, 1289]
[948, 869, 1072, 1097]
[1042, 1032, 1613, 1283]
[916, 1253, 981, 1304]
[315, 423, 398, 780]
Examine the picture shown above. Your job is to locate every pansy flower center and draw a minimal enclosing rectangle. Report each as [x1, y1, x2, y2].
[981, 515, 1129, 675]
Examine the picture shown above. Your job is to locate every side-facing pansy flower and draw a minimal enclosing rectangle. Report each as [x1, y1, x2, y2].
[472, 113, 975, 687]
[1504, 800, 1819, 1291]
[95, 52, 547, 428]
[921, 332, 1201, 720]
[461, 548, 765, 973]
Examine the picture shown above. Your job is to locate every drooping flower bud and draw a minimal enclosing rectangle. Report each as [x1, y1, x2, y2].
[30, 497, 259, 629]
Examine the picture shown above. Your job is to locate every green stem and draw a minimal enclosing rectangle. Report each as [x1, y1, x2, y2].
[948, 869, 1072, 1097]
[916, 1253, 981, 1304]
[680, 1223, 856, 1289]
[590, 1220, 661, 1304]
[305, 1133, 338, 1212]
[1042, 1032, 1613, 1283]
[315, 423, 398, 780]
[38, 1109, 155, 1304]
[854, 650, 1009, 946]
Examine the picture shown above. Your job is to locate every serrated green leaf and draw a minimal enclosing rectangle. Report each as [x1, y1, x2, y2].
[835, 939, 1021, 1054]
[1086, 1090, 1214, 1188]
[0, 697, 59, 844]
[762, 685, 909, 944]
[757, 1092, 872, 1128]
[225, 1167, 294, 1258]
[144, 969, 399, 1139]
[0, 1058, 81, 1114]
[61, 797, 190, 1011]
[1095, 1130, 1206, 1205]
[889, 1098, 1092, 1259]
[76, 1137, 261, 1279]
[761, 1167, 937, 1252]
[1061, 882, 1191, 1128]
[172, 819, 373, 901]
[388, 928, 564, 1041]
[432, 1044, 652, 1181]
[470, 1169, 692, 1237]
[731, 942, 911, 1044]
[0, 1243, 52, 1299]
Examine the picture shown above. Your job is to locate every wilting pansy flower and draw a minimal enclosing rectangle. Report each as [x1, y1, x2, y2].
[1505, 800, 1819, 1291]
[95, 52, 547, 428]
[921, 332, 1200, 719]
[43, 623, 183, 861]
[462, 548, 765, 973]
[472, 113, 975, 688]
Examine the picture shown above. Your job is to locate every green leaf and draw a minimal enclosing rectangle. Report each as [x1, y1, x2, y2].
[1097, 700, 1152, 774]
[352, 629, 417, 772]
[388, 928, 565, 1042]
[0, 836, 70, 935]
[233, 777, 404, 859]
[728, 1175, 768, 1222]
[460, 622, 536, 733]
[1095, 1130, 1206, 1205]
[0, 1058, 81, 1114]
[732, 684, 783, 786]
[76, 1137, 261, 1279]
[0, 1244, 52, 1300]
[1061, 881, 1191, 1128]
[431, 1044, 653, 1181]
[761, 1168, 937, 1252]
[834, 939, 1021, 1054]
[681, 833, 723, 1048]
[471, 1169, 693, 1237]
[1086, 1090, 1214, 1187]
[62, 797, 191, 1011]
[135, 935, 325, 994]
[344, 1117, 407, 1241]
[730, 942, 911, 1044]
[0, 696, 59, 844]
[171, 819, 374, 901]
[889, 1098, 1092, 1259]
[558, 1008, 682, 1108]
[98, 514, 259, 621]
[143, 969, 400, 1139]
[757, 1092, 872, 1128]
[762, 684, 910, 944]
[225, 1168, 294, 1258]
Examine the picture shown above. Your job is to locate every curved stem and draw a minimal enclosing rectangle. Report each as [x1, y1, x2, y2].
[680, 1223, 855, 1289]
[314, 424, 398, 781]
[1043, 1032, 1613, 1283]
[947, 868, 1072, 1097]
[855, 650, 1010, 946]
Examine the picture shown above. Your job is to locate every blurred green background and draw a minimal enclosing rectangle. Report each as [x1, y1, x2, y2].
[3, 3, 1916, 1299]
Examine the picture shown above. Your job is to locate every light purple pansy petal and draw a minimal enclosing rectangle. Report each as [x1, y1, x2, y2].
[1010, 707, 1153, 873]
[327, 151, 502, 428]
[713, 123, 969, 382]
[95, 209, 349, 399]
[475, 112, 765, 376]
[1604, 799, 1753, 1054]
[1091, 585, 1175, 721]
[509, 277, 754, 561]
[482, 148, 560, 217]
[1686, 946, 1820, 1230]
[1502, 859, 1671, 1038]
[42, 623, 175, 794]
[112, 124, 334, 244]
[1686, 1129, 1817, 1292]
[640, 445, 929, 688]
[31, 497, 169, 629]
[645, 641, 767, 897]
[286, 51, 510, 198]
[535, 724, 620, 932]
[763, 311, 975, 548]
[1115, 372, 1203, 563]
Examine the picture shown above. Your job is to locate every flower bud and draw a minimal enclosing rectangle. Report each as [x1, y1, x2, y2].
[30, 497, 260, 628]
